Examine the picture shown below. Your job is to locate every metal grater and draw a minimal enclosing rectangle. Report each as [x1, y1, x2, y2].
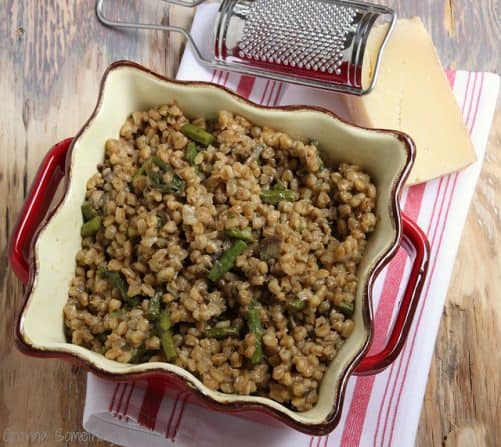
[96, 0, 396, 95]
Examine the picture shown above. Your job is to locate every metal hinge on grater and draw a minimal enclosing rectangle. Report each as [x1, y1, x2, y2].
[96, 0, 396, 95]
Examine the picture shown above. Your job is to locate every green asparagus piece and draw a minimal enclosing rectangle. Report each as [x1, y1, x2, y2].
[146, 290, 162, 321]
[81, 202, 98, 221]
[157, 310, 176, 361]
[246, 301, 264, 365]
[186, 142, 202, 176]
[186, 142, 199, 166]
[181, 123, 215, 146]
[208, 240, 248, 282]
[205, 326, 241, 339]
[288, 298, 306, 311]
[81, 216, 102, 237]
[159, 331, 176, 362]
[260, 188, 296, 205]
[223, 228, 254, 243]
[97, 267, 128, 301]
[158, 309, 172, 332]
[335, 300, 354, 317]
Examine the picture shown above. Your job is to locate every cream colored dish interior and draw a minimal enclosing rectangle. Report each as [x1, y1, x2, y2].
[20, 64, 409, 426]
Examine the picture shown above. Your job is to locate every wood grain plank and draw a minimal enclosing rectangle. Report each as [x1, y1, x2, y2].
[0, 2, 190, 446]
[381, 0, 500, 72]
[0, 1, 499, 446]
[416, 109, 501, 447]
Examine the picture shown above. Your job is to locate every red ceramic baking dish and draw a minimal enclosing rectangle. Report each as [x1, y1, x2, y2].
[9, 61, 429, 435]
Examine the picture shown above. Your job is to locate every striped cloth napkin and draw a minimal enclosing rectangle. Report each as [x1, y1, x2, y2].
[83, 4, 499, 447]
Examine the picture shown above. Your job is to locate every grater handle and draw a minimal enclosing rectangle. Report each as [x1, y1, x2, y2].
[96, 0, 211, 66]
[97, 0, 396, 95]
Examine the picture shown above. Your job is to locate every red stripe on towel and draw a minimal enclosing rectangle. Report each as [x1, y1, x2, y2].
[338, 183, 426, 446]
[236, 75, 256, 98]
[372, 176, 447, 446]
[376, 70, 472, 447]
[384, 72, 484, 447]
[165, 389, 184, 439]
[380, 70, 476, 447]
[171, 392, 191, 441]
[260, 81, 271, 105]
[378, 71, 475, 447]
[108, 383, 120, 413]
[272, 82, 284, 105]
[114, 383, 127, 417]
[123, 382, 136, 422]
[137, 382, 166, 430]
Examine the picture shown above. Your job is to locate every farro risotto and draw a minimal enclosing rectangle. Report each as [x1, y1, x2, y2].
[63, 103, 377, 411]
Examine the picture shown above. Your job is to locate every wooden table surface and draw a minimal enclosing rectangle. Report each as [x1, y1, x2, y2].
[0, 1, 499, 446]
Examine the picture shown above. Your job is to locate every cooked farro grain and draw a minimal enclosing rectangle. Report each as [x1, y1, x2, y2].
[64, 104, 376, 411]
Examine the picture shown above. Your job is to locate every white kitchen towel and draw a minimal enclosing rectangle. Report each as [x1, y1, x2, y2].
[83, 4, 500, 447]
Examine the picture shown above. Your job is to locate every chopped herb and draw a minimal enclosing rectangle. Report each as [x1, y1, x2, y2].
[134, 156, 185, 195]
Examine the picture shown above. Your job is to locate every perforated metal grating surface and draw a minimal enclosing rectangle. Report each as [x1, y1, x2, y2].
[237, 0, 358, 74]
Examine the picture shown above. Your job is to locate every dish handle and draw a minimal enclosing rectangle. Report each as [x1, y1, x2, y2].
[354, 214, 430, 375]
[8, 138, 73, 284]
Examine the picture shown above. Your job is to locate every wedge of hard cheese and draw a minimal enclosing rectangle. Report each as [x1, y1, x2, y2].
[345, 17, 476, 185]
